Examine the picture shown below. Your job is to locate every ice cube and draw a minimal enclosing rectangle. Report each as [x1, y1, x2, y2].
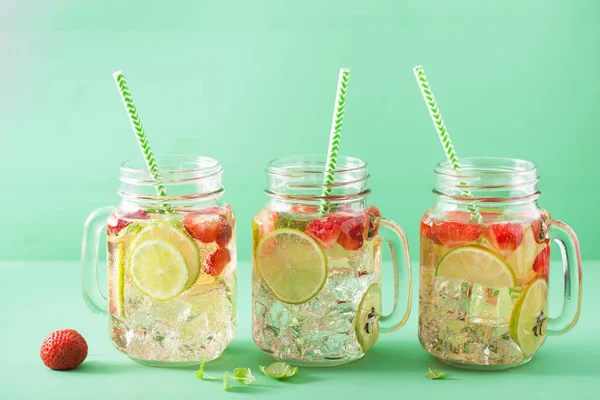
[266, 302, 292, 331]
[150, 298, 192, 324]
[324, 302, 355, 334]
[434, 276, 470, 318]
[468, 285, 515, 326]
[328, 268, 361, 303]
[125, 283, 152, 314]
[348, 242, 373, 273]
[322, 333, 355, 358]
[442, 319, 471, 355]
[126, 317, 172, 360]
[481, 332, 523, 365]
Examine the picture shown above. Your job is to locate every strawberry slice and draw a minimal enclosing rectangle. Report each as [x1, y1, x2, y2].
[107, 209, 149, 236]
[338, 215, 367, 250]
[216, 222, 232, 247]
[533, 245, 550, 281]
[203, 247, 231, 276]
[305, 215, 347, 249]
[485, 222, 524, 252]
[444, 210, 501, 223]
[530, 210, 551, 244]
[531, 219, 549, 245]
[184, 213, 222, 243]
[434, 221, 482, 247]
[421, 215, 442, 245]
[255, 210, 279, 237]
[368, 205, 381, 218]
[367, 205, 381, 237]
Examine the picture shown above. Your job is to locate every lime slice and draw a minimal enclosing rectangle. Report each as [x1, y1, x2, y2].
[436, 245, 516, 287]
[510, 278, 548, 357]
[259, 362, 298, 379]
[130, 222, 200, 289]
[117, 242, 126, 316]
[355, 283, 382, 352]
[129, 240, 189, 300]
[255, 228, 327, 304]
[107, 239, 127, 317]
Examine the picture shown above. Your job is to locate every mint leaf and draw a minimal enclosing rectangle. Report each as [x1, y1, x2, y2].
[425, 368, 446, 380]
[195, 357, 208, 379]
[196, 359, 255, 391]
[223, 372, 230, 391]
[233, 368, 256, 385]
[195, 357, 219, 380]
[259, 362, 298, 379]
[117, 222, 142, 238]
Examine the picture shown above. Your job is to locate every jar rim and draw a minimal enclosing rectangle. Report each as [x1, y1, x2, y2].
[264, 154, 370, 202]
[266, 154, 368, 175]
[120, 155, 221, 176]
[118, 155, 224, 206]
[435, 157, 537, 176]
[433, 157, 540, 204]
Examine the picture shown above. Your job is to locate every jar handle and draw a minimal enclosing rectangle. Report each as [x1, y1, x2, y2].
[376, 218, 412, 333]
[81, 206, 114, 316]
[546, 219, 583, 336]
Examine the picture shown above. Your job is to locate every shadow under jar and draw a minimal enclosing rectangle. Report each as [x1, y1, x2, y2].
[82, 156, 237, 367]
[419, 157, 582, 370]
[252, 155, 412, 367]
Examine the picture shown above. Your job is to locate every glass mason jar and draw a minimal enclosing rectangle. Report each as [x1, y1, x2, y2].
[419, 157, 582, 370]
[252, 155, 412, 366]
[81, 156, 237, 367]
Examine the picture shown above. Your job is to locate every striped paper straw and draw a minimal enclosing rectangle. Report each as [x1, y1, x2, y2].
[113, 71, 168, 199]
[413, 66, 482, 222]
[320, 68, 350, 215]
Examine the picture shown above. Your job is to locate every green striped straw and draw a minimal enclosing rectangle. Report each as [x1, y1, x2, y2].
[412, 66, 482, 223]
[320, 68, 351, 215]
[112, 71, 168, 199]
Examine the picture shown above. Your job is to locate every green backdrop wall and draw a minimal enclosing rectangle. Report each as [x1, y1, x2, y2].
[1, 0, 598, 261]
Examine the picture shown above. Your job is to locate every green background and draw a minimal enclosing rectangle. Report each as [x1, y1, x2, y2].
[1, 0, 598, 262]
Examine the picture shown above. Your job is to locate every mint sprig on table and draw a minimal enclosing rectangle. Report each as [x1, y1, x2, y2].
[195, 359, 298, 390]
[425, 367, 446, 380]
[195, 358, 256, 391]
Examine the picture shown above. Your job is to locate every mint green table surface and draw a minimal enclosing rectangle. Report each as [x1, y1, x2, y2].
[1, 260, 597, 400]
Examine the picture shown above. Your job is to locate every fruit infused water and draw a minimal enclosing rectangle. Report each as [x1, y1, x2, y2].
[420, 209, 550, 367]
[84, 74, 239, 367]
[252, 205, 384, 365]
[251, 154, 411, 366]
[107, 206, 236, 365]
[413, 68, 582, 369]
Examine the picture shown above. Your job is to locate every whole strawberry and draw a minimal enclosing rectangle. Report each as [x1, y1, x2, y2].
[40, 329, 88, 370]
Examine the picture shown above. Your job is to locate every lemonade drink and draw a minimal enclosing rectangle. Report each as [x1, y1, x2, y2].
[251, 155, 412, 367]
[419, 210, 550, 368]
[415, 157, 583, 369]
[81, 156, 237, 366]
[252, 206, 383, 366]
[107, 206, 236, 365]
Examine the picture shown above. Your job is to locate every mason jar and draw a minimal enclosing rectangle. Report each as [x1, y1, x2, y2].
[252, 155, 412, 366]
[82, 155, 236, 366]
[419, 157, 582, 369]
